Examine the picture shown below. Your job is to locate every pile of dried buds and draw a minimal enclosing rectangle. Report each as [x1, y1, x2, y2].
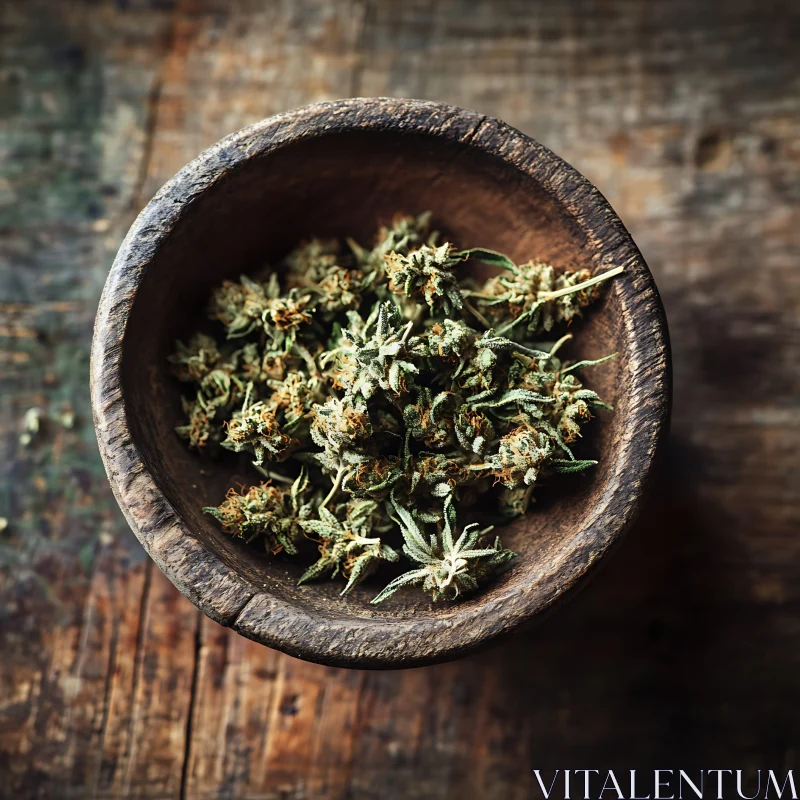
[170, 213, 620, 604]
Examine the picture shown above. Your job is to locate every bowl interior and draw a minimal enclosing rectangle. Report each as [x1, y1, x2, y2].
[123, 127, 624, 621]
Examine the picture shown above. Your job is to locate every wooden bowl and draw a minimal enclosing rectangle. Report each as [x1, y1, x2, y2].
[91, 98, 670, 669]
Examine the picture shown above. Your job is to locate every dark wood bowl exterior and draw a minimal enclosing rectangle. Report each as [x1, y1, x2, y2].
[90, 98, 670, 669]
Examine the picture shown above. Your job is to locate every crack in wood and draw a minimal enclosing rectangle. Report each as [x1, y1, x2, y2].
[127, 7, 180, 215]
[179, 609, 204, 800]
[89, 593, 120, 799]
[121, 559, 153, 794]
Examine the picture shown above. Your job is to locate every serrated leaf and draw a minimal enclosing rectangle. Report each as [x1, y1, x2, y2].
[552, 459, 598, 473]
[371, 568, 429, 604]
[456, 248, 517, 272]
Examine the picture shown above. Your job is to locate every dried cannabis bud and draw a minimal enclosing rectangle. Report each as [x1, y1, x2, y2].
[203, 468, 312, 555]
[171, 213, 620, 604]
[371, 494, 514, 603]
[299, 500, 399, 595]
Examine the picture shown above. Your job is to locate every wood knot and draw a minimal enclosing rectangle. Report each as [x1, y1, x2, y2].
[694, 129, 731, 170]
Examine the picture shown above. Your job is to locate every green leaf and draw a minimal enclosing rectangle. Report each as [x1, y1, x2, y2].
[457, 248, 517, 272]
[561, 352, 617, 374]
[391, 490, 431, 557]
[479, 335, 551, 359]
[298, 557, 333, 586]
[471, 388, 555, 409]
[341, 552, 374, 596]
[371, 568, 429, 604]
[552, 459, 598, 473]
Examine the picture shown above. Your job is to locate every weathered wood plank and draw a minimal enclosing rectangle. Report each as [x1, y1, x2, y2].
[106, 569, 199, 799]
[1, 0, 799, 797]
[88, 559, 151, 798]
[0, 2, 185, 797]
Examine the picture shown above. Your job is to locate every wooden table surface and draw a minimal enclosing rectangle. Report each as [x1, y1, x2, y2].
[2, 1, 799, 798]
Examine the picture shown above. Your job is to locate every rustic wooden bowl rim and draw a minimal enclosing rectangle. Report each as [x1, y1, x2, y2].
[91, 97, 670, 669]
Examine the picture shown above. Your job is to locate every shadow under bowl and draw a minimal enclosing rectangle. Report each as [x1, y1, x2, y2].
[91, 98, 670, 669]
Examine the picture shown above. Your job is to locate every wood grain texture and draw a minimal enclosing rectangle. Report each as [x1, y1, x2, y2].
[1, 0, 798, 797]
